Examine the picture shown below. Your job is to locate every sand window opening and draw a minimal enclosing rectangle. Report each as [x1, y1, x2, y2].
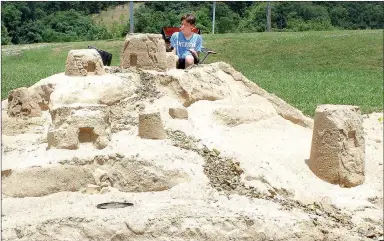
[87, 61, 96, 72]
[78, 127, 97, 143]
[130, 54, 137, 66]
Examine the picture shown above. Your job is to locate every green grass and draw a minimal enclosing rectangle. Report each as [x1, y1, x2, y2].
[2, 40, 124, 98]
[203, 30, 383, 116]
[2, 30, 383, 117]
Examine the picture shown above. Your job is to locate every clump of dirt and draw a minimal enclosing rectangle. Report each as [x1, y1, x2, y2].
[165, 129, 201, 151]
[166, 129, 275, 199]
[108, 69, 164, 133]
[134, 70, 163, 101]
[109, 102, 138, 133]
[104, 66, 124, 74]
[2, 112, 50, 136]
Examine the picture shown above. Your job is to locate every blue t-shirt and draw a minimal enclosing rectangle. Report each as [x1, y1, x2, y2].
[170, 32, 202, 59]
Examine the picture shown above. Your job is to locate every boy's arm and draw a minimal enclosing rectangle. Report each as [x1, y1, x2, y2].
[195, 35, 203, 57]
[170, 33, 177, 55]
[188, 36, 202, 58]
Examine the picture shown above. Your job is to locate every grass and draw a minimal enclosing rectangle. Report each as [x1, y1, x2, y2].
[1, 30, 383, 117]
[2, 40, 124, 98]
[204, 30, 383, 115]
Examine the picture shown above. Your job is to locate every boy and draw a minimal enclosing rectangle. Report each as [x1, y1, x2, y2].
[170, 13, 203, 69]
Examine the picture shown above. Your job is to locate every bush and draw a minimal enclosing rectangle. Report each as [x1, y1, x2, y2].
[40, 9, 109, 42]
[287, 18, 334, 32]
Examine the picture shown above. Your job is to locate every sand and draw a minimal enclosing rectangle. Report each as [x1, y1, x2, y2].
[1, 62, 383, 241]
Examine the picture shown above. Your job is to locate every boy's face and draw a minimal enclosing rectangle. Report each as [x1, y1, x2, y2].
[180, 19, 194, 34]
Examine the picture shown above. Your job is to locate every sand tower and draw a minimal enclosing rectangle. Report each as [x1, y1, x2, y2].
[120, 33, 169, 71]
[65, 49, 105, 76]
[309, 104, 365, 187]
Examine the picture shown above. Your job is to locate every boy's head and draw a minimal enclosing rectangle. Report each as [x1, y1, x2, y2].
[180, 13, 196, 34]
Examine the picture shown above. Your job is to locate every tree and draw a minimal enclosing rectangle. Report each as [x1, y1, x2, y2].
[273, 2, 332, 31]
[1, 22, 12, 45]
[1, 3, 22, 43]
[17, 20, 44, 44]
[195, 5, 212, 33]
[224, 1, 253, 18]
[239, 2, 268, 32]
[214, 2, 241, 33]
[329, 5, 349, 29]
[1, 1, 382, 44]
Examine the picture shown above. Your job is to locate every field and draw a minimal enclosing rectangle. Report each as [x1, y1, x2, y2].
[1, 29, 382, 116]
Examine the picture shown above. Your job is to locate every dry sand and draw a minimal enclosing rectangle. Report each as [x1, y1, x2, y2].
[1, 62, 383, 241]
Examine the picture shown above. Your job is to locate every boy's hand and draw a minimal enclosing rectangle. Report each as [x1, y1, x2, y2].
[188, 49, 199, 59]
[188, 49, 197, 55]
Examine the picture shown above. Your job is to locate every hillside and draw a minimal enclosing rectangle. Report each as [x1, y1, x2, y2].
[91, 2, 144, 29]
[2, 2, 382, 45]
[2, 30, 382, 116]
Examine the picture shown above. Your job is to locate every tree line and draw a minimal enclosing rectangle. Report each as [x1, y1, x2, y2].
[1, 1, 383, 45]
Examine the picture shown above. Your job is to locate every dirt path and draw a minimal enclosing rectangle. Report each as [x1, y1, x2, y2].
[2, 43, 59, 56]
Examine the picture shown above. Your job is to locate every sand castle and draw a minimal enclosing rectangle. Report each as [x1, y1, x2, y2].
[65, 49, 106, 76]
[1, 33, 382, 241]
[47, 104, 111, 150]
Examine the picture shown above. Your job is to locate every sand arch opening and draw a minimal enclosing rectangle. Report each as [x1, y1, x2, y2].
[130, 53, 138, 66]
[78, 127, 98, 144]
[86, 61, 97, 73]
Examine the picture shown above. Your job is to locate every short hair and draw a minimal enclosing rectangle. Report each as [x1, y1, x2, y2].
[181, 13, 196, 25]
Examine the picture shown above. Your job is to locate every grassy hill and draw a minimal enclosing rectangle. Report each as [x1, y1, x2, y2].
[90, 2, 143, 29]
[1, 30, 383, 116]
[206, 30, 383, 115]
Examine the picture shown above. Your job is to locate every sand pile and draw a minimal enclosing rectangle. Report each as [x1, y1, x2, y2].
[1, 34, 383, 241]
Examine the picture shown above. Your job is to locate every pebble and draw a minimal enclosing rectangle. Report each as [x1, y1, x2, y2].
[315, 209, 323, 216]
[213, 148, 220, 156]
[116, 153, 125, 158]
[86, 184, 101, 194]
[100, 187, 111, 194]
